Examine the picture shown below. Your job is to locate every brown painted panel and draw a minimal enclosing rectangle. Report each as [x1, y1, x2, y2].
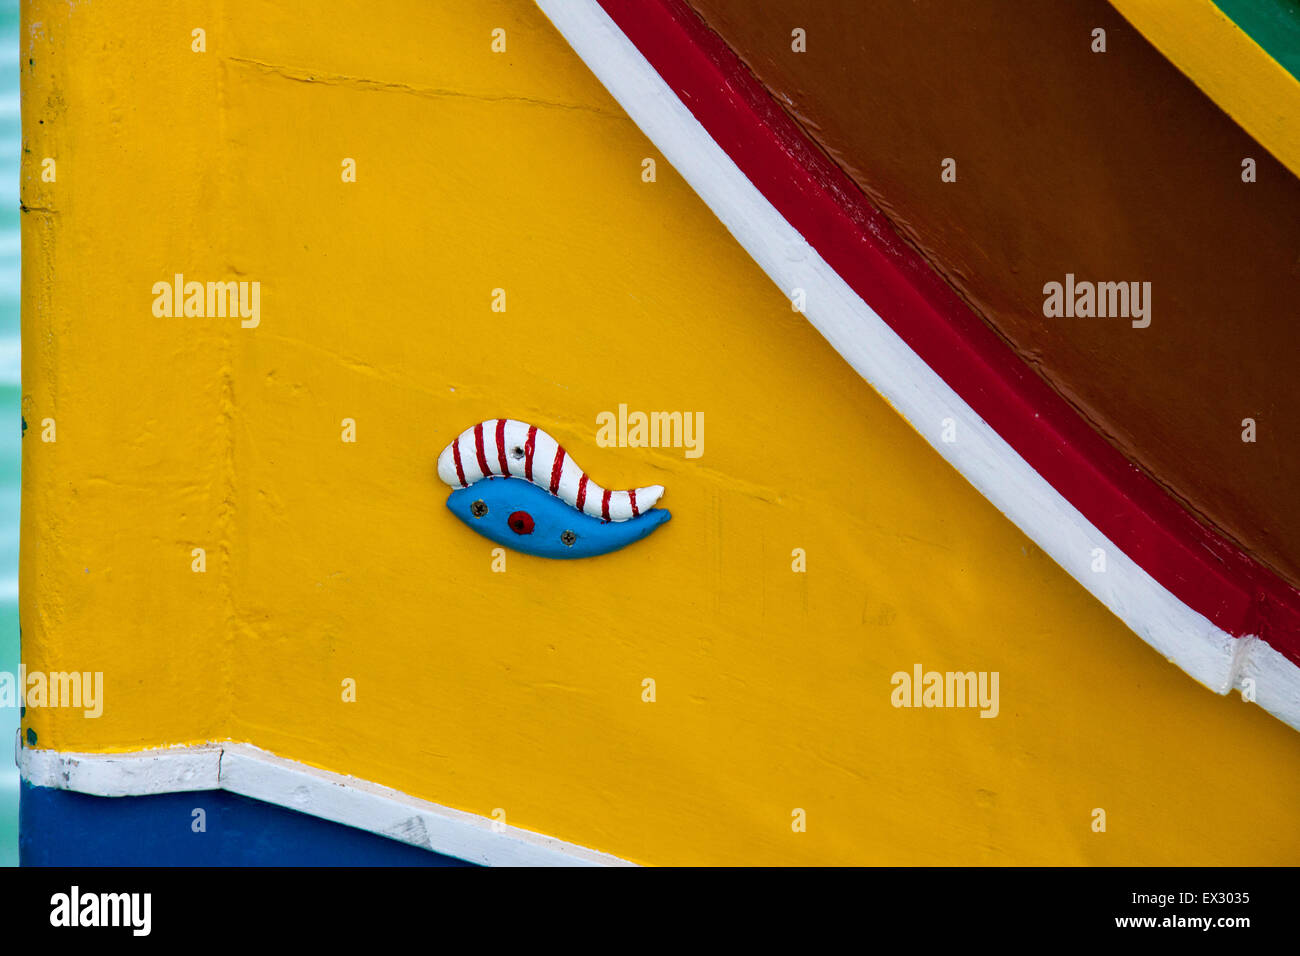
[687, 0, 1300, 590]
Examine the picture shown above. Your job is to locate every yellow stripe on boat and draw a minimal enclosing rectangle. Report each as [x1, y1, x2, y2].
[1108, 0, 1300, 180]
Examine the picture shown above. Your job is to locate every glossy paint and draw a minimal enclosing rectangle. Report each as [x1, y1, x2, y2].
[447, 477, 670, 559]
[18, 0, 1300, 865]
[685, 0, 1300, 595]
[20, 783, 474, 866]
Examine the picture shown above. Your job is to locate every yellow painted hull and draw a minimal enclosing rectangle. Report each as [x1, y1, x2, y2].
[19, 0, 1300, 864]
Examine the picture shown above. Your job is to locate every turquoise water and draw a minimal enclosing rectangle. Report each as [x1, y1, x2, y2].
[0, 0, 20, 867]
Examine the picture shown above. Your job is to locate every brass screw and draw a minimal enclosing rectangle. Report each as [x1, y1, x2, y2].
[471, 500, 488, 518]
[560, 530, 576, 546]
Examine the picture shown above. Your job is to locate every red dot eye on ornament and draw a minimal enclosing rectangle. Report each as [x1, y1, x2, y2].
[508, 511, 535, 535]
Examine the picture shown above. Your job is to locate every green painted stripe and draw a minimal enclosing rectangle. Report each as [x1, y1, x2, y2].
[1214, 0, 1300, 80]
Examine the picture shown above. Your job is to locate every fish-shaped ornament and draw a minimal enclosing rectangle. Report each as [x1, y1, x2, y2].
[437, 419, 670, 558]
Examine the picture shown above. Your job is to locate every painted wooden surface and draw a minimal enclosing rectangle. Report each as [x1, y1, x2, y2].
[1213, 0, 1300, 79]
[1109, 0, 1300, 182]
[565, 0, 1300, 724]
[687, 0, 1300, 597]
[20, 784, 473, 866]
[20, 0, 1300, 865]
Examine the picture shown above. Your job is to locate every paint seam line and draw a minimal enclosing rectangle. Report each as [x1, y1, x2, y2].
[535, 0, 1300, 732]
[1106, 0, 1300, 181]
[17, 741, 635, 867]
[582, 0, 1300, 658]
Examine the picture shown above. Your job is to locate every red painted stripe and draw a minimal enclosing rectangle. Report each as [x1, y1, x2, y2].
[524, 425, 537, 481]
[602, 488, 612, 521]
[495, 418, 510, 476]
[596, 0, 1300, 664]
[576, 474, 589, 511]
[452, 438, 468, 487]
[549, 446, 566, 495]
[473, 422, 491, 478]
[630, 488, 639, 517]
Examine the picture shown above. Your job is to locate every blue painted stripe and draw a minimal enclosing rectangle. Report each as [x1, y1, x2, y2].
[448, 476, 670, 558]
[19, 783, 477, 867]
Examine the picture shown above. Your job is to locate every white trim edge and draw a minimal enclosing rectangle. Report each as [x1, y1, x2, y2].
[536, 0, 1300, 731]
[18, 741, 635, 867]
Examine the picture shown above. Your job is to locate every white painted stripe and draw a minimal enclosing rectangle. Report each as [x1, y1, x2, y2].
[1236, 637, 1300, 727]
[18, 741, 635, 867]
[536, 0, 1300, 731]
[501, 418, 532, 479]
[20, 742, 221, 795]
